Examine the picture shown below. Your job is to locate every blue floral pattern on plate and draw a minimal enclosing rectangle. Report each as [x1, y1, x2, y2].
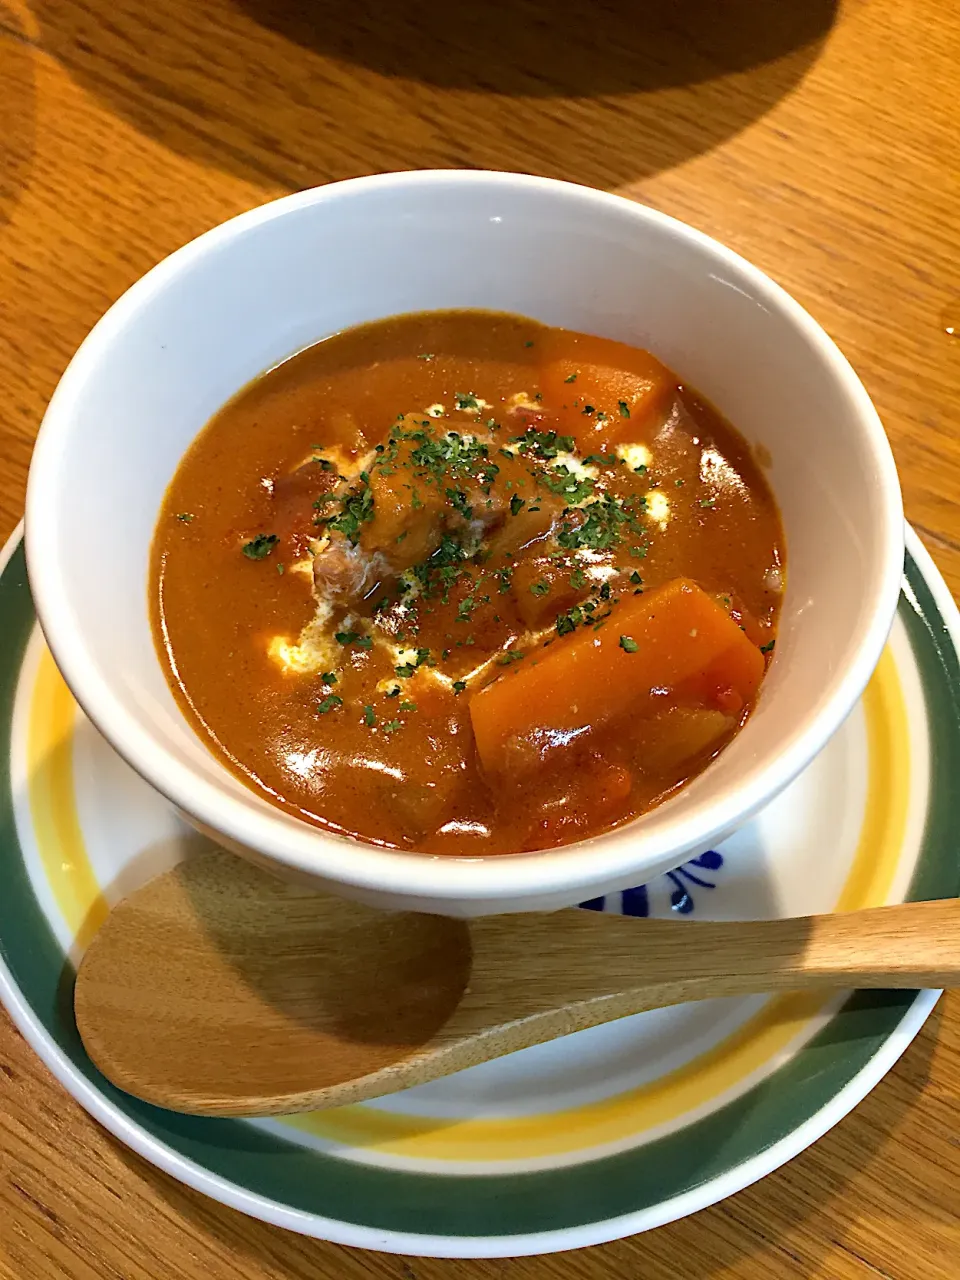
[579, 850, 724, 916]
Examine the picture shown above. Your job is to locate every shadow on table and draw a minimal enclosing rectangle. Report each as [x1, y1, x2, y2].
[29, 0, 837, 191]
[104, 998, 945, 1275]
[0, 3, 37, 224]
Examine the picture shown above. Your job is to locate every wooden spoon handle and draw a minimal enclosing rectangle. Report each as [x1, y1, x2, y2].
[690, 897, 960, 989]
[292, 898, 960, 1114]
[463, 897, 960, 1018]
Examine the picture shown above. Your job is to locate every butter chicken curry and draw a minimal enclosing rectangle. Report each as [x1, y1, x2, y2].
[151, 311, 783, 855]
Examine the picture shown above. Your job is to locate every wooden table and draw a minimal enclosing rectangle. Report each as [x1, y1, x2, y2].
[1, 0, 959, 1274]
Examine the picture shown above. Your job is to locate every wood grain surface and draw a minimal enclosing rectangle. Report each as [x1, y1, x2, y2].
[0, 0, 958, 1273]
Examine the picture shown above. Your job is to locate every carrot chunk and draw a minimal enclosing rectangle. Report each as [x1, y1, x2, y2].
[469, 578, 764, 776]
[539, 332, 676, 454]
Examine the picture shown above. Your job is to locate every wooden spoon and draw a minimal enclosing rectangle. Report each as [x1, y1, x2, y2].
[74, 849, 960, 1117]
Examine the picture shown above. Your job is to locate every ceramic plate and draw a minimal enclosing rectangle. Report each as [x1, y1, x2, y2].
[0, 524, 957, 1258]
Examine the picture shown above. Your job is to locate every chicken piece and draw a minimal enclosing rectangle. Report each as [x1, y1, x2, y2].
[312, 415, 571, 605]
[270, 457, 341, 548]
[312, 538, 377, 599]
[312, 434, 447, 601]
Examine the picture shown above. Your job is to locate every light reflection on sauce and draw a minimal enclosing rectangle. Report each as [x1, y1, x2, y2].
[438, 819, 491, 837]
[700, 446, 747, 497]
[284, 747, 325, 779]
[348, 756, 406, 781]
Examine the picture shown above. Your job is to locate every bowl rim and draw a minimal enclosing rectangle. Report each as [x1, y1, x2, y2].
[24, 170, 904, 904]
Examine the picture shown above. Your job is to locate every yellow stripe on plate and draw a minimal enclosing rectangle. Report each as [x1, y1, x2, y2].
[24, 641, 910, 1162]
[834, 646, 909, 912]
[27, 647, 109, 951]
[283, 989, 828, 1159]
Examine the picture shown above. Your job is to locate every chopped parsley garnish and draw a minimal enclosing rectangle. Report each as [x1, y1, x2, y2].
[314, 457, 335, 471]
[543, 466, 595, 504]
[445, 487, 473, 520]
[564, 372, 578, 383]
[320, 672, 338, 685]
[276, 563, 285, 575]
[620, 635, 639, 653]
[395, 648, 433, 678]
[556, 606, 583, 636]
[317, 695, 343, 714]
[385, 686, 401, 698]
[510, 427, 576, 461]
[176, 512, 194, 523]
[454, 391, 481, 411]
[497, 650, 525, 665]
[382, 719, 401, 734]
[569, 568, 587, 589]
[524, 340, 535, 348]
[629, 570, 643, 585]
[634, 463, 648, 475]
[510, 494, 525, 517]
[324, 478, 374, 544]
[399, 700, 417, 712]
[618, 400, 631, 418]
[582, 404, 595, 416]
[530, 580, 550, 597]
[409, 533, 469, 602]
[401, 425, 492, 481]
[760, 639, 776, 654]
[494, 565, 514, 594]
[335, 631, 373, 650]
[418, 353, 436, 360]
[557, 494, 642, 553]
[452, 680, 467, 694]
[242, 533, 279, 560]
[363, 705, 376, 727]
[700, 498, 716, 509]
[676, 478, 685, 487]
[584, 453, 616, 465]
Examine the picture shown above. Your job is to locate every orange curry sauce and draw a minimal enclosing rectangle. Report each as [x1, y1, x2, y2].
[151, 311, 784, 855]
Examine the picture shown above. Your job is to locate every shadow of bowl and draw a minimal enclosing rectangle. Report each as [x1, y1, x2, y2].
[31, 0, 837, 190]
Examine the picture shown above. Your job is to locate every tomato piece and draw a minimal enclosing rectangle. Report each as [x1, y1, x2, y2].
[539, 332, 676, 454]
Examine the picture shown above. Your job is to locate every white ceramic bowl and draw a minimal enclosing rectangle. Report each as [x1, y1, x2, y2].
[25, 171, 903, 917]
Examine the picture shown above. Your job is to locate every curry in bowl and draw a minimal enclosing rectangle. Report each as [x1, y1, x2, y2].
[152, 310, 783, 855]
